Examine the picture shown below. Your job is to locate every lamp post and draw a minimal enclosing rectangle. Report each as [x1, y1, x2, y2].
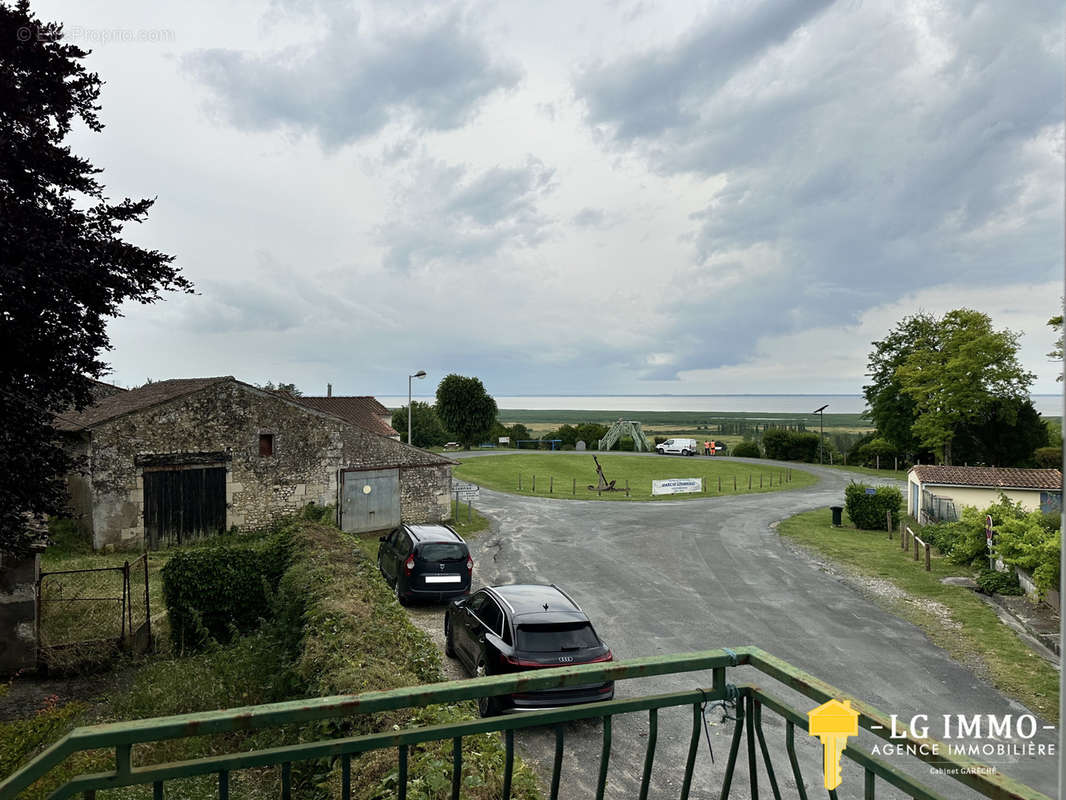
[813, 404, 828, 464]
[408, 371, 426, 446]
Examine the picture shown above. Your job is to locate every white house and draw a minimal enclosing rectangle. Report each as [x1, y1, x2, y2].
[907, 465, 1062, 523]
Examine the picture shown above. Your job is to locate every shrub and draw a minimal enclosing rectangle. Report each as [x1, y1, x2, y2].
[732, 440, 761, 458]
[924, 496, 1029, 566]
[995, 512, 1061, 597]
[1033, 446, 1062, 468]
[843, 483, 902, 530]
[762, 429, 821, 462]
[976, 568, 1024, 596]
[162, 531, 294, 652]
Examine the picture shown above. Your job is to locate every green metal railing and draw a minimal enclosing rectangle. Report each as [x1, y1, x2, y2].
[0, 646, 1052, 800]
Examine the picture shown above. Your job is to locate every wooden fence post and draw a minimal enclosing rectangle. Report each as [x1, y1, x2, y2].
[532, 475, 536, 493]
[925, 542, 931, 571]
[913, 534, 919, 561]
[760, 475, 763, 488]
[549, 476, 553, 494]
[718, 476, 721, 492]
[734, 476, 737, 491]
[625, 480, 630, 498]
[572, 478, 576, 495]
[885, 510, 891, 533]
[518, 474, 522, 491]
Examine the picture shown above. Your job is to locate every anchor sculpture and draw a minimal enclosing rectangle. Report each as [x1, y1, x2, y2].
[587, 455, 619, 492]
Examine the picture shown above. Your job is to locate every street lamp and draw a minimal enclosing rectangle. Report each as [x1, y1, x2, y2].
[408, 371, 426, 446]
[813, 404, 828, 464]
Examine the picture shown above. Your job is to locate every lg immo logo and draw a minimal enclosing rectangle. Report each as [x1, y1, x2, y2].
[808, 699, 859, 790]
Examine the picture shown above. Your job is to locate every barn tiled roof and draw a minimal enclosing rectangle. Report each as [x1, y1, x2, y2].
[296, 396, 398, 437]
[55, 377, 233, 431]
[909, 465, 1062, 491]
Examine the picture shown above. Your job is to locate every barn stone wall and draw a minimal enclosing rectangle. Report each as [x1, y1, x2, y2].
[83, 381, 453, 549]
[400, 465, 453, 523]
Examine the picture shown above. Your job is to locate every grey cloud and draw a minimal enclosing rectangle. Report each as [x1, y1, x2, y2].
[572, 207, 608, 228]
[575, 0, 1064, 379]
[377, 157, 555, 271]
[184, 13, 521, 147]
[576, 1, 835, 141]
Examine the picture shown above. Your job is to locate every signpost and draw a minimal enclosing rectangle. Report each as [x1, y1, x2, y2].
[454, 481, 479, 500]
[652, 478, 703, 496]
[498, 437, 510, 445]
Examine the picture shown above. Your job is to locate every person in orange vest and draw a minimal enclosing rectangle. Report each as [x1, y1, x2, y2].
[704, 440, 711, 456]
[709, 440, 716, 455]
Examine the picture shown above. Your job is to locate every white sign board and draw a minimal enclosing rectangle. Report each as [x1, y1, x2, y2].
[652, 478, 703, 496]
[499, 436, 510, 444]
[454, 480, 479, 499]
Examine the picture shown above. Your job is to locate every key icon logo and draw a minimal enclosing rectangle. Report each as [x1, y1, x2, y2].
[808, 698, 859, 790]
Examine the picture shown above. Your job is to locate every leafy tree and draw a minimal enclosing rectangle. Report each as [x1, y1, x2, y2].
[435, 375, 497, 449]
[259, 381, 302, 397]
[574, 422, 608, 448]
[391, 401, 449, 447]
[732, 440, 761, 458]
[1, 1, 190, 557]
[950, 398, 1048, 467]
[862, 313, 937, 455]
[1048, 304, 1062, 381]
[896, 310, 1034, 464]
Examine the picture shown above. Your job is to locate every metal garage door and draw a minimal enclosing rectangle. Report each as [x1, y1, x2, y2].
[340, 468, 401, 533]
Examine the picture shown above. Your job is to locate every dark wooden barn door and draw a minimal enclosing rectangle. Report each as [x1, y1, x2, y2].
[143, 467, 226, 549]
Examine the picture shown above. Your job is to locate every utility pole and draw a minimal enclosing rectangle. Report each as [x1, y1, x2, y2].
[813, 404, 828, 464]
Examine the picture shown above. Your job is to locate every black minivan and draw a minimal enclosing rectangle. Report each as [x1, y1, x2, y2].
[377, 523, 472, 604]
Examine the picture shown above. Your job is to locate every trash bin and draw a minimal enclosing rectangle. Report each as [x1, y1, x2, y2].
[830, 506, 844, 527]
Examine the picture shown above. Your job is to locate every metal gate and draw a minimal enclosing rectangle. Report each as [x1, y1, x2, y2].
[143, 466, 226, 549]
[340, 468, 400, 533]
[37, 554, 152, 669]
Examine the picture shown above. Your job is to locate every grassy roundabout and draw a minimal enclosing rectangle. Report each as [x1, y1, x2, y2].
[452, 452, 817, 501]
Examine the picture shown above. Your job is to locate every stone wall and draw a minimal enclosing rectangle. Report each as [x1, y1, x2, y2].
[400, 465, 453, 523]
[83, 380, 454, 549]
[0, 551, 40, 676]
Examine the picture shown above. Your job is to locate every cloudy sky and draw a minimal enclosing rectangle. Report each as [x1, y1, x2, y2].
[40, 0, 1064, 397]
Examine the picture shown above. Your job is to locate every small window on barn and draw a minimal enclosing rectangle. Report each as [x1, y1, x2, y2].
[259, 434, 274, 457]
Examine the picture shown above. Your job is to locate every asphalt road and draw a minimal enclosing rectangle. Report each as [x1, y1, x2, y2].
[442, 453, 1058, 799]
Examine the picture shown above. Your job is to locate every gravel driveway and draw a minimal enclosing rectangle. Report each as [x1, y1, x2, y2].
[408, 455, 1057, 799]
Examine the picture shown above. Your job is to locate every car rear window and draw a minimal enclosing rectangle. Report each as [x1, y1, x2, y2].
[418, 543, 467, 561]
[516, 622, 600, 652]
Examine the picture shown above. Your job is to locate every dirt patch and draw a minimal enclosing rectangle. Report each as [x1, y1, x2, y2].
[0, 667, 135, 723]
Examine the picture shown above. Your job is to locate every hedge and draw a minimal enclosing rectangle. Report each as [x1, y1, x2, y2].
[762, 429, 820, 462]
[843, 483, 902, 530]
[732, 440, 761, 458]
[161, 532, 293, 652]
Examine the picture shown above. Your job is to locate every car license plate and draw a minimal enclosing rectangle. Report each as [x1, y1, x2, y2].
[424, 575, 461, 584]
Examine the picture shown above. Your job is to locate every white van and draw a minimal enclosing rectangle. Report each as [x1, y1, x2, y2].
[655, 438, 699, 456]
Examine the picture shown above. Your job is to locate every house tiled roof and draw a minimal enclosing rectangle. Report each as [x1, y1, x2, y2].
[55, 377, 233, 431]
[909, 465, 1062, 492]
[297, 396, 397, 437]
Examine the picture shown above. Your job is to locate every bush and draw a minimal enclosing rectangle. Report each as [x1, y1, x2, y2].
[762, 429, 821, 462]
[732, 440, 761, 458]
[995, 512, 1061, 597]
[976, 568, 1024, 596]
[1033, 446, 1062, 468]
[162, 531, 294, 652]
[923, 495, 1029, 567]
[843, 483, 902, 530]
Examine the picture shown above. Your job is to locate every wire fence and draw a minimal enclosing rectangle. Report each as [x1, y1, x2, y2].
[37, 555, 152, 671]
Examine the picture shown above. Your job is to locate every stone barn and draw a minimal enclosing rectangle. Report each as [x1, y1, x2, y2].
[57, 377, 455, 550]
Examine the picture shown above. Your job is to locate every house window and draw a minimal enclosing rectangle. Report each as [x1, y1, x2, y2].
[259, 434, 274, 457]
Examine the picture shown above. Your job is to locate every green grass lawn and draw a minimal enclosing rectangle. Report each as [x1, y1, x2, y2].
[778, 508, 1059, 723]
[453, 453, 816, 501]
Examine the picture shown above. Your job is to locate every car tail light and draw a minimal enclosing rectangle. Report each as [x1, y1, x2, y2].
[503, 654, 547, 667]
[404, 555, 415, 575]
[585, 649, 613, 663]
[466, 556, 474, 572]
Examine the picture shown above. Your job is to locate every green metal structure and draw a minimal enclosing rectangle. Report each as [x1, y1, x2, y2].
[1, 646, 1051, 800]
[598, 419, 652, 452]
